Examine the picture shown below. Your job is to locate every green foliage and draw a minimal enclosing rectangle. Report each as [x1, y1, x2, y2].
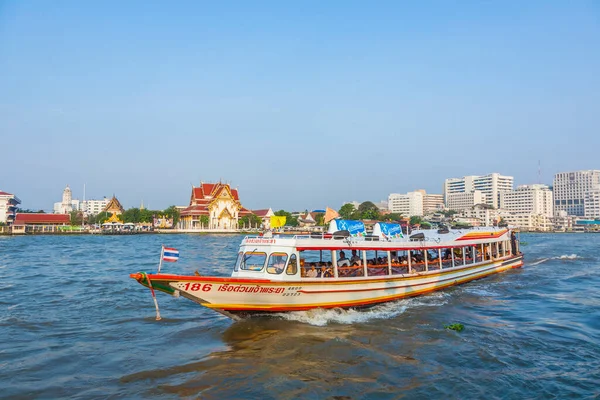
[200, 215, 209, 227]
[410, 216, 423, 225]
[382, 213, 403, 222]
[16, 208, 44, 213]
[274, 210, 298, 227]
[338, 203, 356, 220]
[442, 210, 458, 217]
[421, 222, 432, 229]
[444, 323, 464, 332]
[163, 205, 180, 225]
[94, 212, 110, 225]
[239, 216, 249, 228]
[313, 212, 325, 226]
[122, 208, 141, 223]
[358, 201, 381, 220]
[69, 211, 83, 226]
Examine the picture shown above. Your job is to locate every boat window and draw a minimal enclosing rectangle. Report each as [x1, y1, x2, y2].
[267, 252, 288, 275]
[365, 250, 387, 276]
[300, 250, 333, 278]
[438, 248, 451, 269]
[234, 252, 243, 271]
[286, 254, 298, 275]
[240, 251, 267, 271]
[391, 250, 409, 275]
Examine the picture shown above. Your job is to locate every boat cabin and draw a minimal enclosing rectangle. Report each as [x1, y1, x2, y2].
[231, 221, 517, 281]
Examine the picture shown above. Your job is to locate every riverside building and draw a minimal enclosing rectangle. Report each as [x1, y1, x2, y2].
[0, 190, 21, 225]
[444, 173, 514, 209]
[446, 191, 487, 211]
[388, 191, 423, 217]
[553, 170, 600, 217]
[500, 184, 554, 217]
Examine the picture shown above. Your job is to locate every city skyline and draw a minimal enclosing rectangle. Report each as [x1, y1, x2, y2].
[1, 1, 599, 211]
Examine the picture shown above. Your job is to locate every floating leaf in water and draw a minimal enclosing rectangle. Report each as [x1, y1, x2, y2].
[444, 323, 464, 332]
[520, 241, 528, 246]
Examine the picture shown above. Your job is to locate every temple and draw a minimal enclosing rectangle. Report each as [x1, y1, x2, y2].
[179, 182, 253, 230]
[103, 195, 124, 223]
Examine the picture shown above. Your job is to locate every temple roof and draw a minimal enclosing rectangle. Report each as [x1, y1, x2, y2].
[183, 182, 246, 218]
[103, 196, 124, 214]
[253, 208, 273, 218]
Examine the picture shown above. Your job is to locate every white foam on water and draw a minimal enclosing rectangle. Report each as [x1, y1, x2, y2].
[557, 254, 579, 260]
[528, 257, 551, 266]
[276, 301, 409, 326]
[275, 293, 451, 327]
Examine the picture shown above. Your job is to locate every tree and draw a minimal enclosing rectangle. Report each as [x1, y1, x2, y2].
[382, 213, 403, 222]
[358, 201, 381, 220]
[410, 216, 423, 226]
[313, 212, 325, 226]
[70, 210, 83, 226]
[239, 216, 250, 229]
[249, 214, 262, 228]
[338, 203, 356, 219]
[163, 205, 181, 226]
[122, 208, 141, 223]
[274, 210, 298, 227]
[442, 210, 459, 217]
[16, 208, 44, 213]
[200, 215, 209, 229]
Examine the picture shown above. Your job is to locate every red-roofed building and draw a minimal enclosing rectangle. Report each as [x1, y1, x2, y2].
[0, 190, 21, 225]
[14, 213, 70, 225]
[179, 182, 253, 230]
[253, 208, 274, 229]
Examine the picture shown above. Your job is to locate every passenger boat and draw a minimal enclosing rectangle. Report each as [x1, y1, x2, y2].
[130, 221, 523, 320]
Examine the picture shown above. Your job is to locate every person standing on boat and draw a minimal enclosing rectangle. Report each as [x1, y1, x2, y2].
[350, 249, 361, 266]
[338, 251, 350, 267]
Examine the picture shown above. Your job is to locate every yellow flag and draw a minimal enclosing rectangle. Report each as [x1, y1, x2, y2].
[324, 207, 340, 223]
[270, 215, 286, 228]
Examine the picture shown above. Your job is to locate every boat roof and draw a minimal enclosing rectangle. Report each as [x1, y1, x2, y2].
[241, 226, 510, 251]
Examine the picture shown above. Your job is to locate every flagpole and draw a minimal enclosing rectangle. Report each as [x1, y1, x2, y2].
[158, 245, 164, 273]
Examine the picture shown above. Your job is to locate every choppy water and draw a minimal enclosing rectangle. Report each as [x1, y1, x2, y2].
[1, 233, 599, 399]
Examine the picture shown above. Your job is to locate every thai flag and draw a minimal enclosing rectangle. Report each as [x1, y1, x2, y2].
[163, 247, 180, 262]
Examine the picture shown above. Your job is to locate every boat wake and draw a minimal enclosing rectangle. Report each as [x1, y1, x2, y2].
[528, 254, 580, 266]
[274, 293, 449, 326]
[275, 301, 409, 326]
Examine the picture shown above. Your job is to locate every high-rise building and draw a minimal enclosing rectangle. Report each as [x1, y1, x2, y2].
[444, 173, 514, 209]
[500, 184, 554, 217]
[446, 191, 487, 211]
[584, 189, 600, 218]
[388, 191, 423, 217]
[553, 170, 600, 217]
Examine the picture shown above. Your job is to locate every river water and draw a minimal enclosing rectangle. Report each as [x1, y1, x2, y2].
[1, 233, 598, 399]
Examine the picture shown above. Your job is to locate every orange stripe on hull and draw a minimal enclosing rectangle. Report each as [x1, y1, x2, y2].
[209, 262, 519, 313]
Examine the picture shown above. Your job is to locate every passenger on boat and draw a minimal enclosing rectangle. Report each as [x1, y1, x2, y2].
[322, 263, 334, 278]
[338, 251, 351, 267]
[390, 251, 399, 263]
[443, 249, 452, 260]
[306, 263, 318, 278]
[350, 250, 361, 266]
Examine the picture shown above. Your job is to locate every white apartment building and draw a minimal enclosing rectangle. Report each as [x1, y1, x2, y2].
[446, 191, 487, 211]
[444, 173, 514, 209]
[553, 170, 600, 217]
[584, 189, 600, 218]
[0, 190, 21, 225]
[459, 204, 501, 226]
[502, 213, 553, 232]
[83, 198, 111, 215]
[414, 190, 444, 214]
[500, 184, 553, 217]
[388, 191, 423, 217]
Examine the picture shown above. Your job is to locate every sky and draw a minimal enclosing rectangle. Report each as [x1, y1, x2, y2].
[1, 1, 599, 212]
